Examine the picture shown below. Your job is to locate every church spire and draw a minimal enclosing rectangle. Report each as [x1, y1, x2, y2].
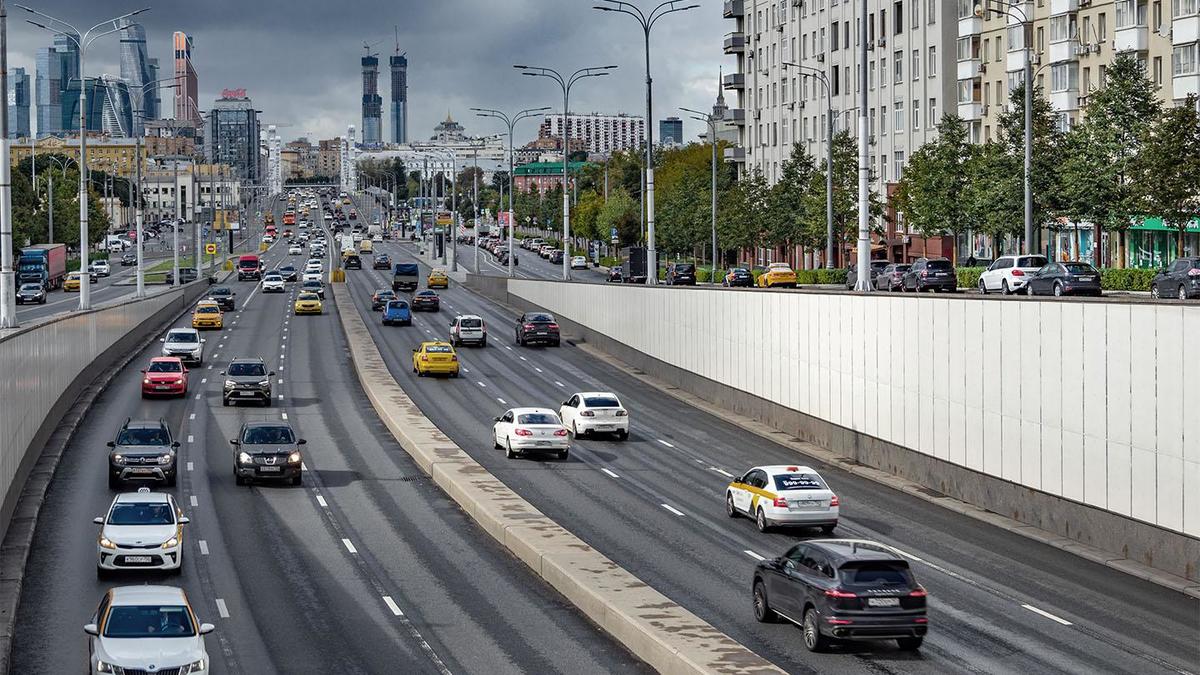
[713, 67, 728, 119]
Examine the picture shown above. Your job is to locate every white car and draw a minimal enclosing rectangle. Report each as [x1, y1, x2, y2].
[352, 232, 364, 243]
[301, 271, 323, 283]
[559, 392, 629, 440]
[298, 232, 310, 242]
[372, 234, 383, 243]
[85, 585, 213, 675]
[288, 244, 303, 255]
[726, 465, 839, 533]
[262, 234, 275, 244]
[160, 328, 204, 365]
[90, 260, 111, 277]
[492, 407, 570, 459]
[449, 314, 487, 347]
[978, 254, 1049, 295]
[262, 273, 286, 293]
[95, 487, 188, 576]
[569, 256, 588, 270]
[304, 261, 322, 274]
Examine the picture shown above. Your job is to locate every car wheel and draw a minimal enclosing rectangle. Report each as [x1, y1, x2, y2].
[753, 580, 778, 623]
[108, 474, 120, 490]
[978, 279, 987, 295]
[803, 607, 829, 652]
[616, 429, 628, 441]
[1180, 285, 1189, 301]
[726, 493, 738, 518]
[1053, 282, 1064, 297]
[558, 449, 569, 460]
[292, 475, 302, 486]
[897, 637, 924, 651]
[222, 397, 230, 407]
[493, 431, 502, 450]
[480, 337, 487, 348]
[552, 340, 561, 347]
[96, 566, 108, 580]
[235, 473, 246, 486]
[505, 439, 517, 459]
[821, 523, 837, 534]
[1002, 280, 1011, 295]
[171, 564, 183, 577]
[755, 508, 770, 533]
[1151, 284, 1160, 299]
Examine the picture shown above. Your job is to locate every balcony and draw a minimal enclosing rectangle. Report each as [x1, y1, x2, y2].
[957, 102, 985, 121]
[728, 108, 747, 125]
[723, 0, 744, 18]
[1175, 74, 1200, 98]
[724, 32, 746, 54]
[723, 146, 746, 163]
[1175, 15, 1200, 45]
[1114, 25, 1149, 52]
[1049, 0, 1078, 14]
[957, 58, 983, 80]
[723, 72, 746, 90]
[1051, 89, 1079, 111]
[958, 16, 982, 38]
[1007, 49, 1028, 73]
[1048, 39, 1077, 64]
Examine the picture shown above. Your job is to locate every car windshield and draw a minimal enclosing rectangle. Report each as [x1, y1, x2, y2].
[1018, 256, 1048, 268]
[103, 605, 196, 638]
[298, 293, 319, 301]
[376, 290, 395, 297]
[583, 396, 620, 408]
[839, 562, 914, 588]
[895, 265, 911, 272]
[108, 502, 174, 525]
[387, 301, 409, 310]
[459, 318, 482, 328]
[228, 363, 265, 377]
[674, 264, 695, 273]
[196, 306, 218, 314]
[238, 260, 258, 268]
[774, 473, 827, 491]
[210, 288, 231, 296]
[19, 284, 40, 292]
[279, 266, 295, 272]
[115, 427, 170, 446]
[243, 425, 295, 444]
[264, 274, 282, 281]
[518, 413, 559, 425]
[303, 282, 321, 288]
[147, 361, 182, 373]
[926, 260, 953, 270]
[394, 264, 419, 275]
[732, 268, 749, 275]
[1064, 263, 1096, 274]
[527, 314, 554, 323]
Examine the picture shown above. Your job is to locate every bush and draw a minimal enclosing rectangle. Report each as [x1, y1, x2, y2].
[599, 256, 620, 269]
[815, 268, 848, 285]
[957, 266, 985, 290]
[1100, 267, 1157, 291]
[794, 270, 819, 285]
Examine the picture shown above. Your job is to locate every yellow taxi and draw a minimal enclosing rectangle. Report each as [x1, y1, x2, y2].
[411, 341, 459, 378]
[293, 291, 323, 315]
[64, 272, 83, 292]
[191, 300, 223, 330]
[756, 262, 798, 289]
[427, 268, 449, 289]
[726, 465, 839, 533]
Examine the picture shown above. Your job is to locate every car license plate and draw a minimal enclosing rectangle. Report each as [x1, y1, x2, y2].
[1079, 276, 1095, 281]
[123, 556, 153, 563]
[935, 272, 947, 277]
[868, 597, 900, 607]
[132, 468, 156, 475]
[238, 391, 255, 396]
[157, 385, 171, 390]
[259, 466, 282, 473]
[791, 500, 820, 509]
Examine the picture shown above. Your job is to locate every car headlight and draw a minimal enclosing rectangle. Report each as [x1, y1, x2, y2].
[98, 536, 117, 550]
[96, 660, 116, 673]
[288, 451, 302, 464]
[111, 454, 125, 465]
[162, 535, 179, 548]
[158, 454, 174, 465]
[185, 658, 206, 672]
[143, 378, 152, 384]
[238, 452, 253, 465]
[257, 380, 270, 387]
[224, 380, 236, 389]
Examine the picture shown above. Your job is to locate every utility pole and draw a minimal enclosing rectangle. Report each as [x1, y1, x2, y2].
[854, 0, 871, 290]
[681, 106, 719, 283]
[473, 106, 549, 278]
[0, 0, 15, 328]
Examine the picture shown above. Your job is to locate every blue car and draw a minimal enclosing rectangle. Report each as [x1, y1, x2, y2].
[382, 300, 412, 326]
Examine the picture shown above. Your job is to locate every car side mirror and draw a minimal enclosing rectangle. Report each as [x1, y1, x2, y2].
[183, 368, 189, 374]
[159, 338, 166, 343]
[171, 441, 181, 448]
[93, 516, 104, 525]
[297, 439, 307, 445]
[493, 416, 501, 422]
[412, 348, 418, 352]
[83, 623, 99, 636]
[219, 371, 226, 376]
[230, 439, 240, 446]
[562, 401, 570, 407]
[201, 339, 206, 343]
[179, 516, 190, 525]
[199, 623, 215, 635]
[106, 441, 116, 448]
[140, 369, 146, 373]
[269, 371, 276, 376]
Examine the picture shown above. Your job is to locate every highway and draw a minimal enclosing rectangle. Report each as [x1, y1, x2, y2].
[344, 231, 1200, 675]
[10, 201, 648, 674]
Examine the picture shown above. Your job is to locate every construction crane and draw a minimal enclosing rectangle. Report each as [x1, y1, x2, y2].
[362, 37, 386, 59]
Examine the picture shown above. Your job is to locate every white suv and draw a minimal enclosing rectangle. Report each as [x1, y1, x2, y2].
[978, 255, 1049, 295]
[559, 392, 629, 440]
[86, 585, 213, 675]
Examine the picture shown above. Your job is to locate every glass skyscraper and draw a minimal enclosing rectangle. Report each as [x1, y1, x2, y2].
[206, 93, 262, 183]
[119, 19, 156, 135]
[8, 68, 31, 139]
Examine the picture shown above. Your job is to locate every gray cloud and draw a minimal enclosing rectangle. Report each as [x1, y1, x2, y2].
[7, 0, 732, 145]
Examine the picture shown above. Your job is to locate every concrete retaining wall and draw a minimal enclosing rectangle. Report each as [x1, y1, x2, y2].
[472, 275, 1200, 583]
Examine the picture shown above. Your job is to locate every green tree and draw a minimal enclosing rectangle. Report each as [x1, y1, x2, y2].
[597, 187, 640, 246]
[994, 83, 1064, 253]
[765, 143, 819, 252]
[962, 141, 1022, 251]
[572, 189, 605, 243]
[1133, 94, 1200, 256]
[894, 115, 974, 261]
[719, 168, 769, 255]
[800, 131, 883, 263]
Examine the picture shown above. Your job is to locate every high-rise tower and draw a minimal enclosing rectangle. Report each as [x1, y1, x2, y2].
[389, 48, 407, 144]
[361, 55, 382, 145]
[173, 32, 200, 126]
[119, 19, 155, 135]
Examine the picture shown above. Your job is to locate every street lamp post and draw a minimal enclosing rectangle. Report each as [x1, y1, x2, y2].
[18, 4, 151, 311]
[855, 0, 872, 291]
[473, 106, 550, 278]
[514, 65, 616, 281]
[680, 106, 720, 284]
[43, 155, 73, 255]
[594, 0, 698, 285]
[783, 61, 835, 268]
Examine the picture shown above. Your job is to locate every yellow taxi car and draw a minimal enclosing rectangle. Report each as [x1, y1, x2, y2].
[756, 262, 798, 289]
[411, 341, 459, 378]
[293, 291, 323, 315]
[427, 268, 450, 289]
[64, 272, 83, 292]
[191, 300, 223, 330]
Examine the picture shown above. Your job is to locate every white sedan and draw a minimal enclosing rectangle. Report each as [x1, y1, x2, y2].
[86, 585, 213, 675]
[288, 244, 303, 255]
[95, 488, 188, 576]
[261, 274, 286, 293]
[726, 465, 839, 533]
[304, 261, 323, 274]
[559, 392, 629, 440]
[492, 407, 570, 460]
[570, 256, 589, 270]
[301, 271, 323, 283]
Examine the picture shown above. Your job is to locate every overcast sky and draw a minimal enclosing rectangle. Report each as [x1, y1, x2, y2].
[8, 0, 734, 145]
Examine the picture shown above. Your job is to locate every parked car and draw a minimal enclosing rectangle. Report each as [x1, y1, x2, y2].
[498, 250, 519, 266]
[607, 267, 624, 283]
[1027, 261, 1102, 297]
[570, 255, 589, 270]
[752, 540, 928, 652]
[723, 268, 754, 287]
[757, 262, 797, 289]
[845, 260, 890, 289]
[665, 262, 697, 286]
[515, 312, 560, 347]
[164, 267, 198, 285]
[902, 258, 957, 292]
[549, 250, 564, 265]
[978, 255, 1049, 295]
[1150, 257, 1200, 300]
[874, 263, 911, 292]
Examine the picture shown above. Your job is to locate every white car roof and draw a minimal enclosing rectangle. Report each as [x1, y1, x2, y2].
[752, 464, 821, 476]
[112, 489, 172, 505]
[109, 585, 188, 605]
[574, 391, 620, 400]
[455, 314, 483, 321]
[167, 328, 198, 336]
[510, 407, 558, 417]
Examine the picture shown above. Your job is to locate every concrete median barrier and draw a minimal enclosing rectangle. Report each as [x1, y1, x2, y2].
[331, 282, 784, 675]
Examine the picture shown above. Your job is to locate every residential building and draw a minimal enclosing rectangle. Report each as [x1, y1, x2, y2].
[205, 92, 262, 183]
[8, 68, 31, 139]
[317, 137, 342, 178]
[119, 19, 156, 135]
[140, 162, 240, 224]
[361, 55, 382, 145]
[659, 116, 684, 146]
[11, 134, 193, 175]
[512, 161, 591, 193]
[173, 32, 201, 127]
[538, 112, 645, 154]
[285, 138, 318, 176]
[390, 52, 408, 143]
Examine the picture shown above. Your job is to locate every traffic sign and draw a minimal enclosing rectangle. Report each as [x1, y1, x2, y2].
[205, 243, 217, 255]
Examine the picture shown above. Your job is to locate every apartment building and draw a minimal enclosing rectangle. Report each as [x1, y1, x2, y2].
[538, 113, 646, 154]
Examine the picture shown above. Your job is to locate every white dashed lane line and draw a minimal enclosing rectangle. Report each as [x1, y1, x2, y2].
[534, 367, 543, 373]
[743, 550, 766, 561]
[709, 467, 735, 478]
[189, 496, 199, 507]
[198, 540, 209, 555]
[1021, 604, 1073, 626]
[382, 595, 404, 617]
[658, 440, 675, 448]
[281, 413, 288, 420]
[477, 381, 486, 388]
[554, 381, 564, 388]
[186, 462, 194, 472]
[187, 435, 194, 444]
[189, 413, 196, 420]
[316, 495, 328, 508]
[342, 538, 358, 554]
[601, 468, 620, 479]
[215, 598, 230, 618]
[660, 503, 685, 516]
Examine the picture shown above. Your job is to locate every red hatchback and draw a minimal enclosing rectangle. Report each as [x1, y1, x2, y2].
[141, 357, 189, 398]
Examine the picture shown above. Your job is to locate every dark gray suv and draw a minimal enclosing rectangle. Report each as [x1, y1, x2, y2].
[231, 422, 306, 486]
[107, 418, 180, 489]
[221, 358, 274, 407]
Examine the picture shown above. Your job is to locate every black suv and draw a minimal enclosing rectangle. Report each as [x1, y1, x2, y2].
[666, 263, 697, 286]
[231, 421, 306, 486]
[107, 418, 180, 489]
[903, 258, 957, 292]
[515, 312, 560, 347]
[206, 286, 236, 311]
[1151, 257, 1200, 300]
[221, 358, 275, 407]
[752, 539, 928, 652]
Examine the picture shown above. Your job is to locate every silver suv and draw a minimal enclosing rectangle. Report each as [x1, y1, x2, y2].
[160, 328, 204, 365]
[107, 419, 179, 489]
[221, 358, 274, 407]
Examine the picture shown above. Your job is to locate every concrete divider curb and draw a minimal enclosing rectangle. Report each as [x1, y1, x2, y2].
[330, 283, 784, 675]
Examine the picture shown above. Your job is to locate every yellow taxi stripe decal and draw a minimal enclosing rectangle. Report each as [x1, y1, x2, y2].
[730, 480, 777, 513]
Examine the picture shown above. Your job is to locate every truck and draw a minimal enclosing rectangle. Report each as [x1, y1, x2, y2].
[392, 263, 420, 292]
[622, 247, 648, 284]
[18, 243, 67, 289]
[237, 254, 263, 281]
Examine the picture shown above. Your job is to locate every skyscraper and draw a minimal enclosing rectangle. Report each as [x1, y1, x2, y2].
[206, 91, 262, 182]
[390, 52, 407, 144]
[34, 47, 61, 136]
[146, 57, 160, 121]
[361, 55, 382, 145]
[119, 19, 156, 135]
[8, 68, 31, 139]
[173, 32, 200, 126]
[96, 75, 133, 136]
[659, 117, 683, 146]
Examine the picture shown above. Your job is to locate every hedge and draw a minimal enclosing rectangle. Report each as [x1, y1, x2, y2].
[957, 266, 985, 290]
[1099, 267, 1157, 291]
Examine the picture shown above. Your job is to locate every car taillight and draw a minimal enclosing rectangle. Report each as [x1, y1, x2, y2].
[828, 618, 854, 625]
[773, 496, 789, 508]
[450, 355, 458, 362]
[1189, 268, 1200, 277]
[548, 323, 559, 330]
[830, 495, 840, 507]
[514, 428, 533, 437]
[523, 323, 535, 330]
[580, 410, 595, 417]
[825, 589, 857, 599]
[615, 409, 628, 416]
[1011, 269, 1025, 277]
[909, 587, 928, 598]
[553, 429, 569, 436]
[420, 356, 428, 362]
[921, 271, 928, 278]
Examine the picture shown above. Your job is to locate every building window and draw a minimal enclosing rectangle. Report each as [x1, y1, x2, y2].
[929, 97, 937, 123]
[894, 100, 905, 131]
[894, 50, 903, 83]
[1052, 63, 1079, 91]
[928, 0, 936, 24]
[832, 65, 840, 95]
[1049, 15, 1076, 43]
[881, 57, 887, 86]
[832, 22, 839, 51]
[894, 151, 905, 181]
[1175, 43, 1199, 76]
[912, 99, 920, 129]
[881, 105, 888, 133]
[912, 49, 920, 80]
[1153, 55, 1163, 84]
[928, 46, 937, 76]
[893, 1, 904, 34]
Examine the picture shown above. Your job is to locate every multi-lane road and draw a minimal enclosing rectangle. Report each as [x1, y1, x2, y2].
[10, 212, 648, 674]
[343, 229, 1199, 674]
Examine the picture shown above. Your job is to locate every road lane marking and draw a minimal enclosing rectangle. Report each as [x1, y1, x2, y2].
[601, 468, 620, 479]
[186, 462, 194, 472]
[497, 397, 507, 404]
[215, 598, 230, 618]
[301, 463, 308, 472]
[198, 540, 209, 555]
[281, 413, 288, 420]
[477, 381, 486, 388]
[189, 496, 199, 507]
[382, 595, 405, 617]
[709, 467, 735, 478]
[200, 378, 207, 385]
[554, 381, 564, 388]
[193, 393, 201, 400]
[278, 394, 284, 400]
[462, 367, 470, 373]
[504, 346, 512, 351]
[743, 550, 766, 561]
[342, 538, 358, 554]
[534, 367, 543, 373]
[519, 356, 527, 361]
[189, 413, 196, 420]
[660, 503, 685, 516]
[206, 365, 212, 370]
[278, 379, 283, 384]
[1021, 604, 1072, 626]
[187, 435, 194, 443]
[658, 440, 675, 448]
[316, 494, 328, 508]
